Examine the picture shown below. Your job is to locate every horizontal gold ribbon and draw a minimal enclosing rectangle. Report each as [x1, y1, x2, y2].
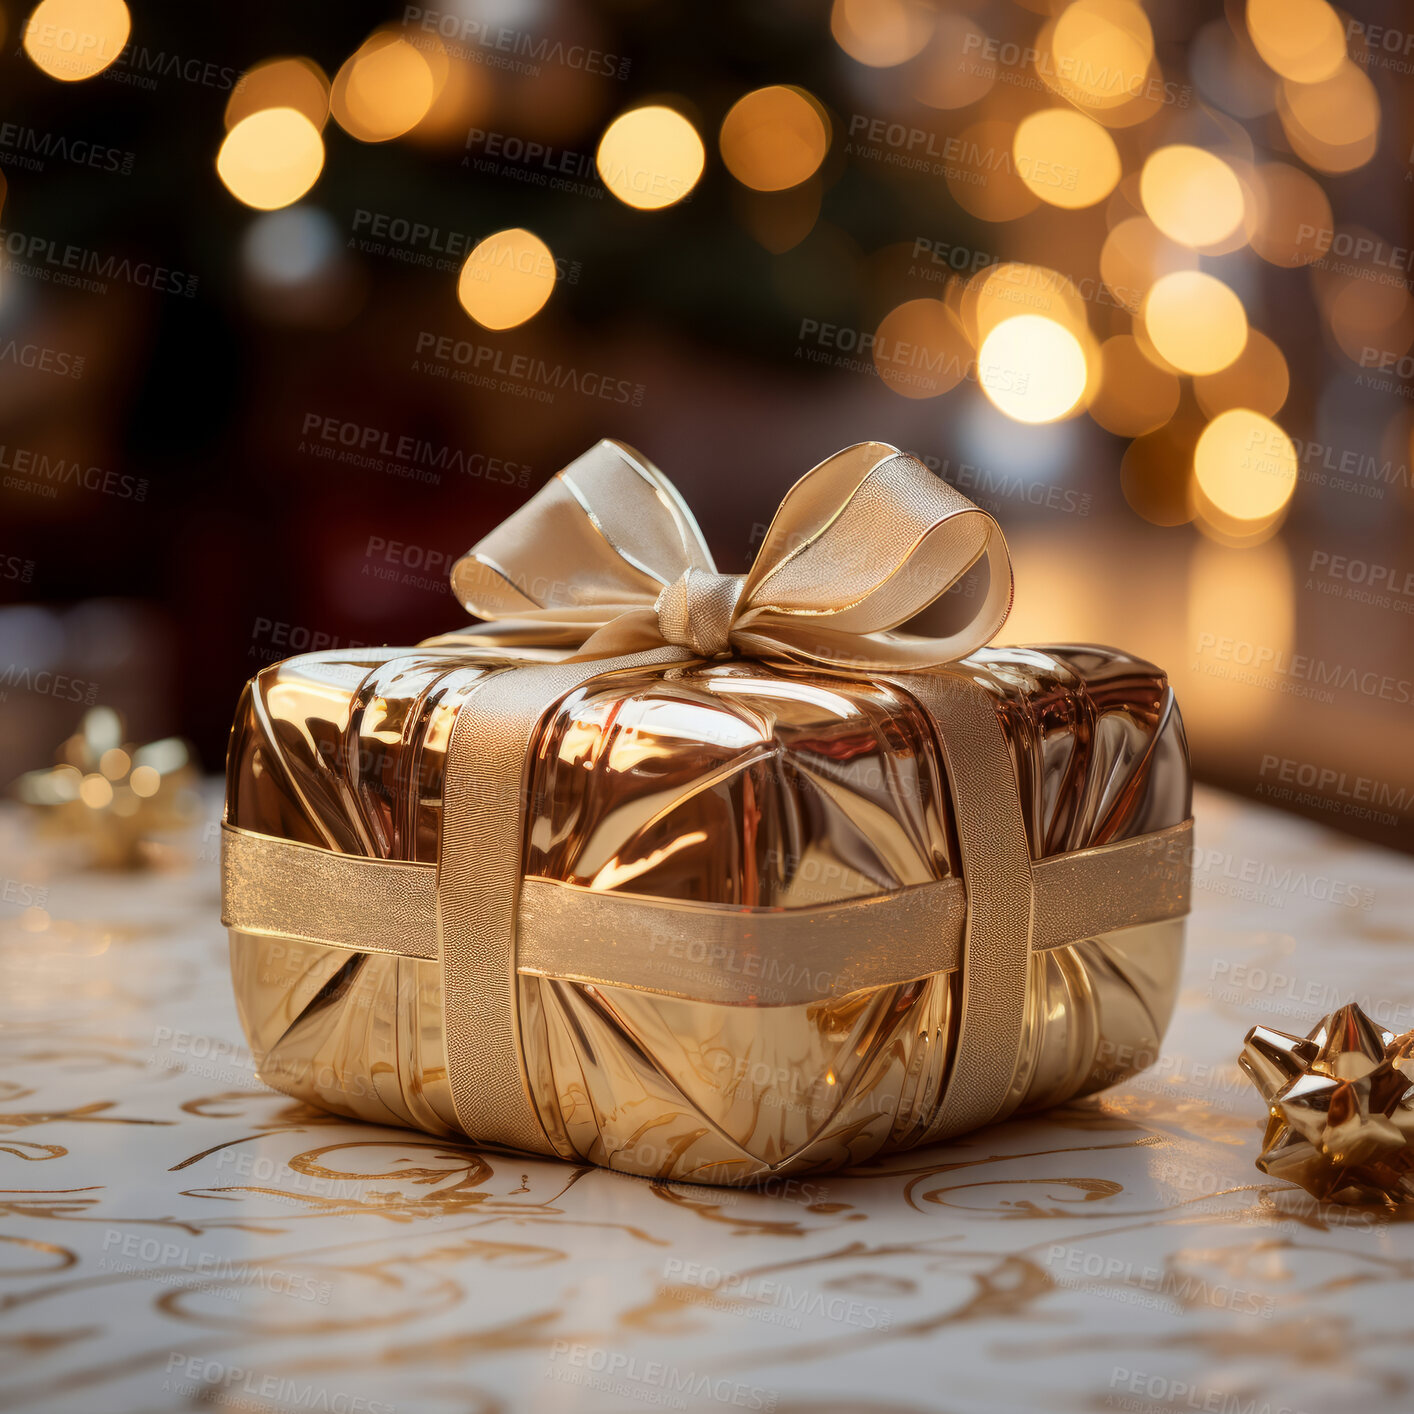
[221, 818, 1192, 1006]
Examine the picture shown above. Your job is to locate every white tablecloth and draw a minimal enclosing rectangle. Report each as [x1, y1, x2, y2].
[2, 787, 1411, 1414]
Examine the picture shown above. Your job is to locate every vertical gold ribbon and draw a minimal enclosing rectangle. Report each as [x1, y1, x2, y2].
[437, 647, 692, 1153]
[440, 653, 1037, 1155]
[890, 669, 1036, 1139]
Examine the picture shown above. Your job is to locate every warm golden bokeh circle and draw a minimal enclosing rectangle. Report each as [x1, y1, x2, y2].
[1142, 271, 1248, 375]
[227, 57, 331, 132]
[719, 87, 830, 192]
[1099, 217, 1197, 312]
[456, 228, 557, 330]
[1120, 421, 1199, 526]
[1193, 329, 1290, 418]
[1278, 62, 1381, 173]
[1248, 162, 1333, 267]
[913, 14, 995, 110]
[946, 120, 1040, 222]
[1013, 109, 1120, 209]
[1139, 146, 1245, 249]
[23, 0, 130, 81]
[1049, 0, 1154, 110]
[217, 108, 325, 211]
[597, 106, 705, 210]
[1193, 409, 1298, 524]
[978, 316, 1089, 424]
[1246, 0, 1347, 85]
[1326, 277, 1414, 364]
[1089, 335, 1181, 438]
[873, 299, 970, 399]
[969, 262, 1089, 345]
[331, 30, 436, 143]
[830, 0, 936, 68]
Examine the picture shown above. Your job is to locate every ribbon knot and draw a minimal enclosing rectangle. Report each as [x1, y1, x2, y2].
[655, 569, 744, 657]
[450, 439, 1014, 672]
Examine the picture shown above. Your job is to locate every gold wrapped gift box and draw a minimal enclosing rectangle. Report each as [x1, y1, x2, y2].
[222, 440, 1192, 1185]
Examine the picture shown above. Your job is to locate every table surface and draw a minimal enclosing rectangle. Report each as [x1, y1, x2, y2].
[2, 787, 1412, 1414]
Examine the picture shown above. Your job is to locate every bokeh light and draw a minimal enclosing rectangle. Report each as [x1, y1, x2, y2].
[969, 262, 1088, 345]
[873, 299, 970, 399]
[242, 207, 339, 287]
[1048, 0, 1154, 109]
[1120, 420, 1199, 526]
[1184, 540, 1294, 745]
[1089, 334, 1181, 437]
[1193, 329, 1290, 418]
[1194, 409, 1298, 526]
[23, 0, 129, 82]
[913, 14, 995, 110]
[946, 120, 1039, 222]
[1246, 0, 1346, 84]
[226, 57, 330, 132]
[331, 29, 436, 143]
[830, 0, 935, 68]
[237, 204, 361, 329]
[406, 50, 491, 147]
[1142, 271, 1247, 375]
[1013, 109, 1120, 209]
[1248, 162, 1332, 267]
[978, 316, 1089, 424]
[217, 108, 325, 211]
[1325, 272, 1414, 365]
[719, 87, 830, 192]
[1278, 62, 1380, 173]
[597, 105, 705, 210]
[1099, 217, 1197, 312]
[1139, 146, 1245, 249]
[456, 228, 556, 330]
[735, 182, 821, 254]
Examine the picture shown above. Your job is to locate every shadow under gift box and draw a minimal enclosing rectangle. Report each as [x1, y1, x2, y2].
[225, 639, 1190, 1184]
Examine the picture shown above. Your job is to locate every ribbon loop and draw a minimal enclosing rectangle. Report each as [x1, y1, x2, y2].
[450, 437, 1014, 671]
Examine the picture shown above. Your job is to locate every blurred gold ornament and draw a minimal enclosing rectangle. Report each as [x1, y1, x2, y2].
[12, 707, 201, 869]
[1241, 1003, 1414, 1207]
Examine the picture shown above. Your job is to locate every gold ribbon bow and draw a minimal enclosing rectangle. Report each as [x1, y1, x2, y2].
[450, 439, 1014, 669]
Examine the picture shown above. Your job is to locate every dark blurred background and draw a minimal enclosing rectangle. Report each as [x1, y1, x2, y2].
[2, 0, 1412, 849]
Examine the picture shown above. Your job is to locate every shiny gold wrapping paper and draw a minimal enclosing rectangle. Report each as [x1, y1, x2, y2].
[226, 639, 1190, 1184]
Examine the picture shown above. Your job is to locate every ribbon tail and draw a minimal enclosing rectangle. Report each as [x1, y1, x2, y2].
[567, 608, 677, 662]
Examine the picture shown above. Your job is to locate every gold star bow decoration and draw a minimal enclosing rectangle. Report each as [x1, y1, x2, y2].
[1240, 1003, 1414, 1207]
[11, 707, 201, 870]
